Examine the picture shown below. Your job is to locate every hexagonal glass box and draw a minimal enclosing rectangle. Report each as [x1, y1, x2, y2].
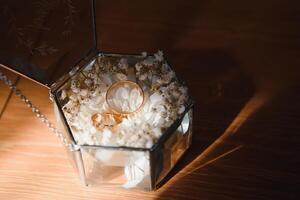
[53, 52, 193, 190]
[0, 0, 193, 191]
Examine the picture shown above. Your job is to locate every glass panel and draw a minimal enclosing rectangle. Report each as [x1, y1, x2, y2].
[154, 108, 193, 186]
[81, 147, 152, 190]
[0, 0, 96, 86]
[54, 102, 87, 185]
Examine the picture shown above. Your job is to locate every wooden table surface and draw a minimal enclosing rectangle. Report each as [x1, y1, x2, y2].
[1, 0, 300, 199]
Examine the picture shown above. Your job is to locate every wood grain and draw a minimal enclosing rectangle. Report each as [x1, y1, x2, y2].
[1, 0, 300, 199]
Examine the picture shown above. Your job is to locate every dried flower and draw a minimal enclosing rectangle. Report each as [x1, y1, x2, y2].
[118, 58, 129, 69]
[60, 90, 67, 100]
[135, 63, 143, 71]
[154, 50, 164, 62]
[141, 51, 147, 57]
[116, 73, 127, 80]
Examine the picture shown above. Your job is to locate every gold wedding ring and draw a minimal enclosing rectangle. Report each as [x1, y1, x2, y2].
[106, 80, 145, 115]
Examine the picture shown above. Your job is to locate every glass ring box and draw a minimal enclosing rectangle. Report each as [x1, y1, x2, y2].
[0, 0, 193, 190]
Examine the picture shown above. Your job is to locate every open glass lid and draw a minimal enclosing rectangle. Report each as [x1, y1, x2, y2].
[0, 0, 96, 87]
